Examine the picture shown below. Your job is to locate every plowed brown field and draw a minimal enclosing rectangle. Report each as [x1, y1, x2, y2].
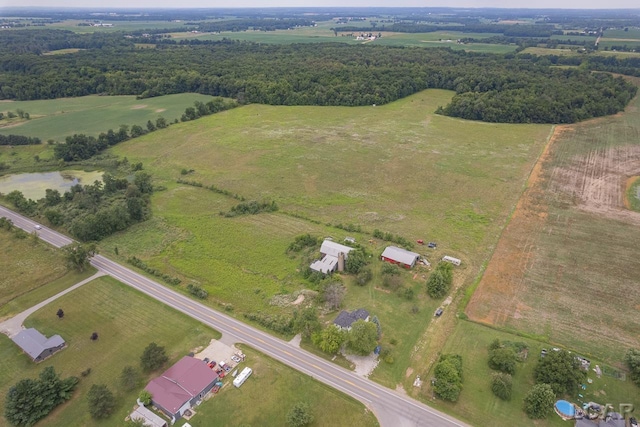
[467, 92, 640, 362]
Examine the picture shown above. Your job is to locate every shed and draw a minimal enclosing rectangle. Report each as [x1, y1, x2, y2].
[380, 246, 420, 269]
[145, 356, 218, 424]
[11, 328, 65, 362]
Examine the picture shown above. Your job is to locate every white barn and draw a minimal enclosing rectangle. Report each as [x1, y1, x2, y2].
[310, 240, 354, 274]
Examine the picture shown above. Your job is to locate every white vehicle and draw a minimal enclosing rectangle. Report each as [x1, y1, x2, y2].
[34, 225, 42, 230]
[233, 367, 252, 388]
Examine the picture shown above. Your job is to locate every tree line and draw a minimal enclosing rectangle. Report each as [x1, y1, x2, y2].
[53, 98, 236, 161]
[0, 134, 41, 145]
[0, 32, 637, 123]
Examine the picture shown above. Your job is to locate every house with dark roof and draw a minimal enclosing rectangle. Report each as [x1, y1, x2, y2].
[11, 328, 65, 362]
[145, 356, 218, 424]
[575, 413, 625, 427]
[381, 246, 420, 269]
[333, 308, 370, 330]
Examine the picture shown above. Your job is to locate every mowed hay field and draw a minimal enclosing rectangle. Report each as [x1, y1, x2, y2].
[0, 228, 94, 320]
[103, 89, 551, 312]
[0, 93, 215, 142]
[467, 81, 640, 363]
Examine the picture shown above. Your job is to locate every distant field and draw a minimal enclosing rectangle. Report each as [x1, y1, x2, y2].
[520, 46, 640, 58]
[467, 83, 640, 363]
[42, 48, 84, 55]
[0, 93, 215, 142]
[603, 28, 640, 39]
[0, 277, 218, 426]
[170, 29, 517, 53]
[45, 19, 195, 33]
[423, 321, 640, 427]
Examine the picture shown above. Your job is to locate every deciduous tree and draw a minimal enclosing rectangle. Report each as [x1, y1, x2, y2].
[87, 384, 115, 419]
[523, 384, 555, 419]
[286, 402, 314, 427]
[346, 319, 378, 356]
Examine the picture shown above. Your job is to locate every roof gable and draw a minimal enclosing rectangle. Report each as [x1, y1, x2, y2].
[145, 356, 218, 415]
[333, 308, 370, 328]
[12, 328, 65, 360]
[320, 240, 354, 258]
[381, 246, 420, 266]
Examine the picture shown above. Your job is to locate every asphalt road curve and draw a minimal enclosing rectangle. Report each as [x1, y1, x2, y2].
[0, 205, 468, 427]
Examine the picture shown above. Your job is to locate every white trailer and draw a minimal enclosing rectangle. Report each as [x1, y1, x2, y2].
[233, 367, 252, 388]
[442, 255, 461, 266]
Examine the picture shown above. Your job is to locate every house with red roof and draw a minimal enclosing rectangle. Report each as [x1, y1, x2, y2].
[145, 356, 218, 424]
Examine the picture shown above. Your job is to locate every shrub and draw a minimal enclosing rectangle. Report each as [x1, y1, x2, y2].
[491, 373, 513, 400]
[523, 384, 555, 419]
[432, 354, 463, 402]
[356, 268, 372, 286]
[488, 347, 518, 375]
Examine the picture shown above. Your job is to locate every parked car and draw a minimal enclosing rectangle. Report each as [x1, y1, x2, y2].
[434, 308, 443, 317]
[231, 355, 241, 363]
[427, 242, 437, 248]
[629, 417, 637, 427]
[203, 357, 210, 363]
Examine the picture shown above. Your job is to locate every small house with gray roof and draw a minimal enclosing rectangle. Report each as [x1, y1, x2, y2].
[333, 308, 370, 330]
[11, 328, 66, 362]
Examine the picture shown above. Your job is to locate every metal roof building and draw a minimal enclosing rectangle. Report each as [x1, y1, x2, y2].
[145, 356, 218, 424]
[310, 240, 355, 274]
[11, 328, 65, 362]
[380, 246, 420, 269]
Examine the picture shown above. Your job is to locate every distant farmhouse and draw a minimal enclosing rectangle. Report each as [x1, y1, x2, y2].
[145, 356, 218, 424]
[11, 328, 65, 362]
[310, 240, 354, 274]
[380, 246, 420, 269]
[333, 308, 370, 330]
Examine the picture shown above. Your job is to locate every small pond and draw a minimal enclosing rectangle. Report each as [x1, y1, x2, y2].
[0, 170, 104, 201]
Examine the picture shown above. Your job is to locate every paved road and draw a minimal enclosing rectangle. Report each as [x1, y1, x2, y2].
[0, 205, 469, 427]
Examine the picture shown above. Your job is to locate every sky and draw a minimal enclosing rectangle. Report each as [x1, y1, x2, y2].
[2, 1, 640, 9]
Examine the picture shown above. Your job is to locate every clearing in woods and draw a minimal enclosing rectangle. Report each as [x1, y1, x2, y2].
[467, 81, 640, 363]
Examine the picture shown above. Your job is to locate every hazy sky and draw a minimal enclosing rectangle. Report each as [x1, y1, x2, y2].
[2, 1, 640, 9]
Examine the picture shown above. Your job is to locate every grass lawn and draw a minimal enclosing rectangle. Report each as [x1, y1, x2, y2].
[0, 275, 378, 427]
[423, 321, 640, 427]
[0, 93, 216, 142]
[0, 228, 95, 319]
[182, 345, 378, 427]
[0, 276, 218, 426]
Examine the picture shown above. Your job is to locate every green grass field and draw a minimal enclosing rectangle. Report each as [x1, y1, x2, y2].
[186, 345, 378, 427]
[602, 28, 640, 39]
[169, 29, 516, 53]
[424, 321, 640, 427]
[0, 276, 217, 426]
[0, 93, 215, 142]
[0, 275, 377, 427]
[0, 228, 96, 319]
[94, 89, 552, 392]
[520, 47, 640, 58]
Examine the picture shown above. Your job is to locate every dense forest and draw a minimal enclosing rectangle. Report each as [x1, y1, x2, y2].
[0, 30, 637, 124]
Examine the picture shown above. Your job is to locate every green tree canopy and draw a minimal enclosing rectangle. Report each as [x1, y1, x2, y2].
[625, 348, 640, 387]
[491, 373, 513, 401]
[534, 349, 585, 396]
[432, 354, 463, 402]
[140, 342, 168, 372]
[4, 367, 78, 427]
[426, 262, 453, 299]
[120, 366, 139, 391]
[346, 319, 378, 356]
[286, 402, 314, 427]
[87, 384, 115, 419]
[293, 307, 321, 340]
[312, 325, 346, 355]
[523, 383, 555, 419]
[488, 347, 518, 375]
[62, 242, 97, 272]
